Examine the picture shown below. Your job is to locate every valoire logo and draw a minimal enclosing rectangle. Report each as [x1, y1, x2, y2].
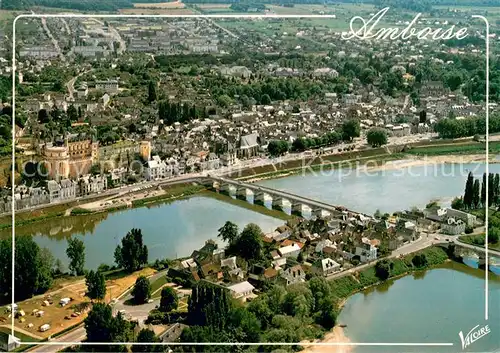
[458, 324, 491, 350]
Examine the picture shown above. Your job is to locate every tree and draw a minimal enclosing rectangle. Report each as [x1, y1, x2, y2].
[132, 328, 162, 353]
[216, 94, 232, 108]
[148, 80, 157, 103]
[366, 128, 388, 147]
[232, 223, 263, 261]
[411, 254, 428, 268]
[291, 137, 307, 152]
[0, 237, 53, 300]
[488, 173, 495, 207]
[463, 172, 474, 209]
[375, 259, 393, 280]
[188, 281, 232, 329]
[67, 104, 78, 121]
[267, 140, 289, 157]
[228, 307, 261, 342]
[159, 286, 178, 312]
[217, 221, 239, 244]
[114, 228, 148, 272]
[261, 94, 271, 105]
[494, 173, 500, 205]
[132, 276, 151, 304]
[419, 110, 427, 124]
[86, 270, 106, 301]
[38, 109, 49, 123]
[473, 179, 481, 209]
[341, 119, 360, 141]
[481, 173, 487, 206]
[489, 227, 500, 244]
[37, 248, 55, 292]
[84, 303, 132, 352]
[451, 197, 464, 210]
[66, 237, 85, 276]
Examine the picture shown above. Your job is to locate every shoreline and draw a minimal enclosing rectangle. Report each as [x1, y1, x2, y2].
[241, 153, 495, 183]
[301, 326, 352, 353]
[303, 254, 499, 353]
[4, 151, 497, 228]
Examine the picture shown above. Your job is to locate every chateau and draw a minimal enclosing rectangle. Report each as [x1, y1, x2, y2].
[41, 135, 99, 180]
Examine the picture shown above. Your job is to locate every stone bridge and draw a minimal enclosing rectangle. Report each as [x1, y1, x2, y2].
[436, 240, 500, 268]
[201, 176, 369, 219]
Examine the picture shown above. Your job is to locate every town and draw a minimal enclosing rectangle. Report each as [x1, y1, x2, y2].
[0, 0, 499, 352]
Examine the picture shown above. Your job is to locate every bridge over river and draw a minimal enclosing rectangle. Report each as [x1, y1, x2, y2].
[202, 176, 370, 219]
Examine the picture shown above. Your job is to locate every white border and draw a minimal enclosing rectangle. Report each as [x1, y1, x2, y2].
[10, 11, 490, 348]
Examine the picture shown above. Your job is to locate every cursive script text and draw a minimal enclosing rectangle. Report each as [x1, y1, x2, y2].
[342, 7, 468, 41]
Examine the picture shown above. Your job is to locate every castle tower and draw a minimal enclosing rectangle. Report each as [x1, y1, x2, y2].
[140, 141, 151, 161]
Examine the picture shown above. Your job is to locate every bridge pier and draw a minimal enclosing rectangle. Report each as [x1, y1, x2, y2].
[202, 179, 215, 189]
[219, 183, 233, 195]
[312, 208, 329, 219]
[272, 197, 286, 212]
[236, 187, 248, 200]
[254, 191, 266, 206]
[291, 203, 304, 217]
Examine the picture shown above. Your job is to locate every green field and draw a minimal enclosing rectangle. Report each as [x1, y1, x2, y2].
[0, 326, 40, 343]
[150, 275, 168, 294]
[406, 141, 500, 156]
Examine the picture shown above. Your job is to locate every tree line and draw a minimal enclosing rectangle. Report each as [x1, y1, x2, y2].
[158, 100, 208, 126]
[455, 172, 500, 210]
[0, 227, 150, 302]
[434, 115, 500, 139]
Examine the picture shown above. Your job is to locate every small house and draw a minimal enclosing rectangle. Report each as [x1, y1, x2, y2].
[227, 281, 255, 299]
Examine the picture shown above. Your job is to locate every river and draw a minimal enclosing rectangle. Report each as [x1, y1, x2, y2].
[5, 162, 500, 270]
[4, 196, 284, 270]
[258, 162, 500, 214]
[337, 262, 500, 353]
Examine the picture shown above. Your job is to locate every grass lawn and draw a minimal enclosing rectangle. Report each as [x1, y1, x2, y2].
[404, 140, 500, 156]
[0, 326, 40, 342]
[150, 276, 168, 295]
[459, 234, 500, 251]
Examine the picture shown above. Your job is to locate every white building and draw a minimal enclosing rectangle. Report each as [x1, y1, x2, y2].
[95, 79, 119, 94]
[144, 155, 169, 181]
[355, 238, 378, 263]
[227, 281, 255, 299]
[314, 258, 341, 277]
[278, 243, 301, 258]
[47, 179, 76, 203]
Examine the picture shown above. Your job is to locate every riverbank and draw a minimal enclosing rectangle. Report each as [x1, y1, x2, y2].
[240, 153, 495, 183]
[301, 326, 352, 353]
[308, 245, 499, 352]
[4, 138, 498, 228]
[0, 183, 205, 231]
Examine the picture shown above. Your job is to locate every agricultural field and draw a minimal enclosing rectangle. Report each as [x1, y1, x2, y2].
[121, 1, 195, 14]
[119, 7, 195, 15]
[132, 1, 185, 8]
[195, 3, 234, 13]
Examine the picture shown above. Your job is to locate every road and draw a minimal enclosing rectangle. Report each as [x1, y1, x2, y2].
[66, 69, 92, 101]
[40, 17, 65, 61]
[325, 226, 499, 282]
[325, 232, 441, 281]
[90, 18, 126, 54]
